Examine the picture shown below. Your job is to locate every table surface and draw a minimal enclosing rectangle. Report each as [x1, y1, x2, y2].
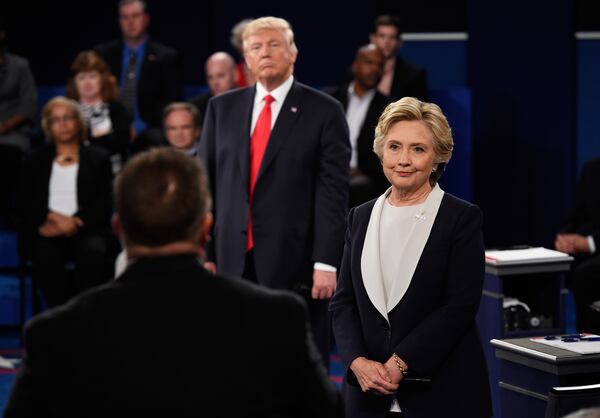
[492, 337, 600, 364]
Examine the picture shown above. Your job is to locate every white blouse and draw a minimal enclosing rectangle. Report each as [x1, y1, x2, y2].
[379, 200, 426, 305]
[48, 162, 79, 216]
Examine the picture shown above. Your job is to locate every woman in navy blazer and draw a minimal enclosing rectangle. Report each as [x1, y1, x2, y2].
[330, 97, 492, 418]
[18, 97, 114, 307]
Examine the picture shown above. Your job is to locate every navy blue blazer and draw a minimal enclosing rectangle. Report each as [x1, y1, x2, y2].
[330, 192, 492, 418]
[199, 81, 350, 290]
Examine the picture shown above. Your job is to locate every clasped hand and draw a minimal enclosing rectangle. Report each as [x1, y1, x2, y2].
[38, 211, 83, 237]
[555, 233, 590, 254]
[350, 356, 402, 396]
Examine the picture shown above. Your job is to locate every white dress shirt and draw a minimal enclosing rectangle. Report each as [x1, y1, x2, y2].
[346, 83, 376, 169]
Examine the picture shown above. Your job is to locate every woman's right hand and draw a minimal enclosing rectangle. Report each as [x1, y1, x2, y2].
[350, 356, 399, 396]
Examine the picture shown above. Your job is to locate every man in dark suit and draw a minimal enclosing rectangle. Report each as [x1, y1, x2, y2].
[94, 0, 182, 154]
[188, 51, 238, 132]
[370, 14, 428, 101]
[4, 148, 343, 418]
[555, 157, 600, 333]
[199, 16, 350, 368]
[329, 43, 391, 207]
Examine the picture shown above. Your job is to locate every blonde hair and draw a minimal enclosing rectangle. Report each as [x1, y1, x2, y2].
[242, 16, 298, 55]
[230, 18, 253, 52]
[41, 96, 87, 143]
[373, 97, 453, 186]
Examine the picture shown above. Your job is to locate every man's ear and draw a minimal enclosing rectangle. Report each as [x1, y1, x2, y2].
[199, 212, 214, 246]
[369, 33, 376, 44]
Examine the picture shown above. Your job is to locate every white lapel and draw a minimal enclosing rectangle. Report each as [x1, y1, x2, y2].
[386, 184, 444, 312]
[361, 192, 390, 322]
[360, 185, 445, 321]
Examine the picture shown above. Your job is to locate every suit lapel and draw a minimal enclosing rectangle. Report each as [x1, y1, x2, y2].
[386, 185, 444, 312]
[360, 192, 390, 322]
[138, 41, 155, 87]
[239, 87, 256, 194]
[256, 81, 302, 183]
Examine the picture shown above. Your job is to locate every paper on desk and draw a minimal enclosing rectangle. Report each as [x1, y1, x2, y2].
[0, 355, 16, 369]
[485, 247, 572, 265]
[530, 335, 600, 354]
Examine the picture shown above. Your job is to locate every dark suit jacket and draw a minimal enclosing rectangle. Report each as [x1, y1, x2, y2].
[561, 157, 600, 245]
[329, 84, 391, 197]
[17, 144, 113, 255]
[389, 55, 428, 102]
[330, 193, 492, 418]
[94, 39, 182, 128]
[4, 254, 343, 418]
[199, 81, 350, 290]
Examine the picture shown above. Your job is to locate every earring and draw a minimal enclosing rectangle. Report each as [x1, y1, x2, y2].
[432, 167, 437, 173]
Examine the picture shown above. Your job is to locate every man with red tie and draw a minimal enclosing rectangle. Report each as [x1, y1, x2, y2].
[199, 16, 350, 367]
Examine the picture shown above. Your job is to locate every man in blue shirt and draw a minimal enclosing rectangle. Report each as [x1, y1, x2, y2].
[94, 0, 182, 155]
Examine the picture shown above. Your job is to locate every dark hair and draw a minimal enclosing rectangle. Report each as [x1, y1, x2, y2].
[373, 14, 401, 36]
[115, 148, 211, 246]
[65, 50, 119, 102]
[118, 0, 148, 13]
[163, 102, 201, 129]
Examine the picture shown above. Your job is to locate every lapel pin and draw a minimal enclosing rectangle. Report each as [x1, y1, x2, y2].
[291, 106, 298, 113]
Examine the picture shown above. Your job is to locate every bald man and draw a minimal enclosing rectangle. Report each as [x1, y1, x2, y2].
[189, 51, 238, 129]
[329, 44, 391, 207]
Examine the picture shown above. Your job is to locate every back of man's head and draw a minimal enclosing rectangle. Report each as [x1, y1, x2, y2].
[115, 148, 211, 247]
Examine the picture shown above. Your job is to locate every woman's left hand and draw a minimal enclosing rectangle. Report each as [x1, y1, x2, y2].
[350, 356, 399, 396]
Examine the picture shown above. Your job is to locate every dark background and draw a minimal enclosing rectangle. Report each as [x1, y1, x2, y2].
[1, 0, 599, 249]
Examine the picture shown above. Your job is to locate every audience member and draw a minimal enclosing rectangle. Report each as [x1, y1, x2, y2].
[163, 102, 200, 156]
[16, 97, 114, 308]
[199, 16, 350, 368]
[66, 50, 131, 174]
[369, 14, 428, 101]
[0, 21, 37, 227]
[330, 97, 492, 417]
[329, 43, 391, 207]
[188, 51, 238, 129]
[94, 0, 182, 154]
[555, 157, 600, 333]
[230, 18, 256, 87]
[5, 147, 343, 418]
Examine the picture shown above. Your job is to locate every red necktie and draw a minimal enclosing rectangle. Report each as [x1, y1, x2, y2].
[247, 94, 275, 251]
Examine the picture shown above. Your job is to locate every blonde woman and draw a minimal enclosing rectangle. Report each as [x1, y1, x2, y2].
[330, 97, 492, 418]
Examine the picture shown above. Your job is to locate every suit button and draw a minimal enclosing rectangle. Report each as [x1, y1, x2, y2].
[383, 323, 389, 331]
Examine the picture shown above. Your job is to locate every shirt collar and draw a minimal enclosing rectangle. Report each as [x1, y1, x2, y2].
[124, 37, 148, 55]
[347, 81, 376, 101]
[254, 75, 294, 106]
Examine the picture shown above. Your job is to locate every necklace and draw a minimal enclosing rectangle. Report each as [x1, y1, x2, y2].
[55, 154, 79, 164]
